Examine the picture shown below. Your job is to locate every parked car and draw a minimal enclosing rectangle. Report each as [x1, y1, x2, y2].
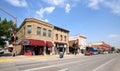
[100, 51, 108, 54]
[0, 48, 4, 54]
[84, 51, 93, 56]
[93, 51, 99, 55]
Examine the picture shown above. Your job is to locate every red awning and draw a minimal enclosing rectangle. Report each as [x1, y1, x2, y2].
[46, 41, 53, 47]
[19, 39, 45, 46]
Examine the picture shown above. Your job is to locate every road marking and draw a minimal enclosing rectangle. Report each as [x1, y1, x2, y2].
[0, 59, 16, 63]
[57, 68, 69, 71]
[24, 65, 56, 71]
[92, 58, 116, 71]
[24, 59, 90, 71]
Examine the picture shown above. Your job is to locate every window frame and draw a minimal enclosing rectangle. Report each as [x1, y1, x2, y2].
[48, 30, 52, 38]
[43, 28, 47, 36]
[56, 34, 58, 40]
[37, 27, 41, 35]
[60, 35, 62, 41]
[27, 25, 31, 34]
[64, 36, 66, 41]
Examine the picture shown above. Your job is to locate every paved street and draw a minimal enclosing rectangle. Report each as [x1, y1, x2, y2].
[0, 54, 120, 71]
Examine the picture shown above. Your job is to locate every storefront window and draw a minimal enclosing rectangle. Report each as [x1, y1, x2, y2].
[48, 30, 51, 37]
[37, 27, 41, 35]
[27, 25, 31, 34]
[43, 28, 46, 36]
[26, 47, 30, 52]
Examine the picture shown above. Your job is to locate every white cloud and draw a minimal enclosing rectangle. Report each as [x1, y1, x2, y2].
[5, 0, 28, 7]
[36, 6, 55, 18]
[42, 0, 81, 13]
[108, 34, 120, 38]
[43, 0, 65, 6]
[86, 0, 120, 16]
[88, 0, 104, 10]
[104, 0, 120, 16]
[44, 19, 49, 22]
[107, 34, 120, 48]
[70, 0, 81, 7]
[43, 0, 77, 13]
[65, 3, 71, 13]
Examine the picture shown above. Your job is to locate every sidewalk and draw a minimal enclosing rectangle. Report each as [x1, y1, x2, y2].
[0, 54, 84, 63]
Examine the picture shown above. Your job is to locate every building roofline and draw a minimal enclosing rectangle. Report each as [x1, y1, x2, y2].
[69, 34, 87, 39]
[18, 18, 69, 33]
[54, 26, 70, 33]
[18, 18, 53, 30]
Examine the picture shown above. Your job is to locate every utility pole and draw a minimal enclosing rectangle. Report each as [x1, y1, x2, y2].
[0, 7, 17, 57]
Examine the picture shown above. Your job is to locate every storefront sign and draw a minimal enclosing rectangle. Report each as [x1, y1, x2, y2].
[22, 39, 30, 45]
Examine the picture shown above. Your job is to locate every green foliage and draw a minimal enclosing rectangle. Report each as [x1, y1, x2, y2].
[0, 18, 14, 46]
[111, 47, 115, 51]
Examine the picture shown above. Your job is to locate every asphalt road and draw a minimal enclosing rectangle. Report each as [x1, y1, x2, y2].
[0, 54, 120, 71]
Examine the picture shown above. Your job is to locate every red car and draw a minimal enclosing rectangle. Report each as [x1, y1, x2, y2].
[84, 51, 93, 56]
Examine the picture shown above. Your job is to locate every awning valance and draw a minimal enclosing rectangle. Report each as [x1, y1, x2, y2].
[46, 41, 53, 47]
[19, 39, 45, 46]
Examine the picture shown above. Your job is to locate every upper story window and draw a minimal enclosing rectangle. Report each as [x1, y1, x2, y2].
[48, 30, 51, 38]
[60, 35, 62, 41]
[64, 36, 66, 41]
[27, 25, 31, 34]
[56, 34, 58, 40]
[37, 27, 41, 35]
[43, 28, 47, 36]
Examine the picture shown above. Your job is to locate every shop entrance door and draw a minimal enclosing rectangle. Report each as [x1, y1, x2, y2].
[39, 46, 44, 55]
[46, 47, 51, 55]
[35, 47, 39, 55]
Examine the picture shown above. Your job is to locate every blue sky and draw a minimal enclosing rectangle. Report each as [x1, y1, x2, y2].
[0, 0, 120, 48]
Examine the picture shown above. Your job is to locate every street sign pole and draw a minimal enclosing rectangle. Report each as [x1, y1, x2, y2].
[13, 17, 17, 57]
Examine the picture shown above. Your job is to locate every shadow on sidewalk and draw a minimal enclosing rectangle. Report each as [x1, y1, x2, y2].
[0, 53, 12, 57]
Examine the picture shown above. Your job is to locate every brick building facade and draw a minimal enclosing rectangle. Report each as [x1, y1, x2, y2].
[16, 18, 69, 56]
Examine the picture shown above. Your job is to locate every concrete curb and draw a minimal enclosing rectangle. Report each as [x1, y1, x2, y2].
[0, 54, 84, 63]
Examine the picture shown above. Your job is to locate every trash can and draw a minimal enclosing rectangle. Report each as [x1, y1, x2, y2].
[59, 52, 64, 58]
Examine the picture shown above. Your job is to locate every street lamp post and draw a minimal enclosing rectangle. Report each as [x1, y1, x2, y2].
[0, 7, 17, 57]
[13, 17, 17, 56]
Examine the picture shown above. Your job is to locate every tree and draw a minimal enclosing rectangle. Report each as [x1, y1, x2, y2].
[0, 18, 14, 47]
[111, 47, 115, 52]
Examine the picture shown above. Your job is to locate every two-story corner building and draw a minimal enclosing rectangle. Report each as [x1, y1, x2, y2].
[69, 34, 87, 54]
[16, 18, 69, 56]
[53, 26, 69, 54]
[17, 18, 54, 56]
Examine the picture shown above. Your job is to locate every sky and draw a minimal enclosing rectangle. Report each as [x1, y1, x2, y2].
[0, 0, 120, 48]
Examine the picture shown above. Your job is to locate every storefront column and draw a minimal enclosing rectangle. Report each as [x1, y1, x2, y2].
[23, 45, 25, 55]
[66, 45, 69, 54]
[44, 47, 46, 55]
[52, 43, 56, 55]
[53, 43, 58, 55]
[50, 46, 53, 55]
[64, 44, 66, 54]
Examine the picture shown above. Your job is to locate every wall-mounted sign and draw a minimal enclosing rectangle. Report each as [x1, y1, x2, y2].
[22, 39, 30, 45]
